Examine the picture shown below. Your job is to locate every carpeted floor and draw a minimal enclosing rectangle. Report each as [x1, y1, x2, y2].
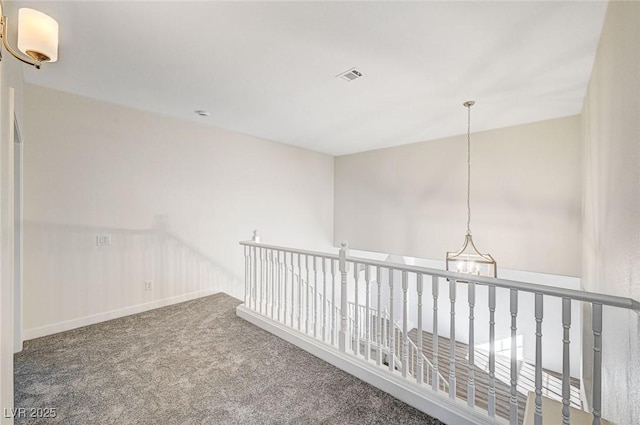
[14, 293, 445, 424]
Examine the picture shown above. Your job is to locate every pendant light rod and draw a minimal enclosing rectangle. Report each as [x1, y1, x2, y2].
[446, 99, 496, 278]
[464, 100, 475, 235]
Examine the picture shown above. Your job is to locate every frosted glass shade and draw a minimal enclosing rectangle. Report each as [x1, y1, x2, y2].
[446, 234, 496, 278]
[17, 8, 58, 63]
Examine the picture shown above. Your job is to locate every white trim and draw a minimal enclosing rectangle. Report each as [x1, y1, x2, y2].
[13, 113, 23, 354]
[236, 304, 503, 425]
[24, 289, 216, 340]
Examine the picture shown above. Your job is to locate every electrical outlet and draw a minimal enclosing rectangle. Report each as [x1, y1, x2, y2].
[96, 234, 112, 246]
[144, 280, 153, 291]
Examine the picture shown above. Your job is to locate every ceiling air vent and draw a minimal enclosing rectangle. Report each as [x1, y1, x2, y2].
[337, 67, 363, 82]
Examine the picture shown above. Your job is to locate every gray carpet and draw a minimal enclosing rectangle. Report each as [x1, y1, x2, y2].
[14, 293, 445, 424]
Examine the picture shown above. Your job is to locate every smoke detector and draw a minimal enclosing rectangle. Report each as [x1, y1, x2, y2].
[337, 67, 363, 82]
[194, 110, 210, 117]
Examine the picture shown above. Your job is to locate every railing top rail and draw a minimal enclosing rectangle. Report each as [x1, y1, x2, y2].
[240, 240, 340, 261]
[345, 254, 640, 311]
[240, 239, 640, 311]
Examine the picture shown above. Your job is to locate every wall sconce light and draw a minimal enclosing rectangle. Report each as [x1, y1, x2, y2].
[0, 2, 58, 69]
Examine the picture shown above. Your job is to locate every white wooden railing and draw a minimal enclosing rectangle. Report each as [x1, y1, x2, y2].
[346, 302, 449, 392]
[240, 235, 640, 425]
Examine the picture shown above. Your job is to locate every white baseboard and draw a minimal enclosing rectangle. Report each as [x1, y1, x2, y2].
[236, 304, 501, 425]
[24, 289, 217, 341]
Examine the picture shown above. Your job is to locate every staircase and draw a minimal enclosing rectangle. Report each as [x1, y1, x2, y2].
[305, 282, 581, 425]
[346, 303, 449, 392]
[408, 329, 582, 425]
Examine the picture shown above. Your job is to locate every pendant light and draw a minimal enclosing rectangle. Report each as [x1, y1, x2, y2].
[446, 101, 497, 278]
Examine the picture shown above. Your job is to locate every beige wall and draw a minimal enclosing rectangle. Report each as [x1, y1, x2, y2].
[22, 85, 334, 338]
[581, 1, 640, 423]
[335, 116, 582, 277]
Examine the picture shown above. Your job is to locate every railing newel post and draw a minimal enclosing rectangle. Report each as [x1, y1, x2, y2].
[244, 245, 250, 307]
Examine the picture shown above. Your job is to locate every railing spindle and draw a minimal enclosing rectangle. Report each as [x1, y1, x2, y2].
[339, 243, 348, 353]
[331, 258, 336, 346]
[322, 257, 327, 342]
[260, 247, 265, 314]
[274, 250, 282, 322]
[534, 293, 544, 425]
[312, 256, 318, 338]
[244, 246, 250, 306]
[468, 281, 476, 408]
[402, 271, 409, 378]
[270, 250, 275, 319]
[488, 285, 496, 417]
[365, 265, 371, 361]
[297, 253, 302, 331]
[417, 274, 424, 385]
[562, 297, 571, 425]
[290, 252, 295, 327]
[510, 289, 518, 425]
[354, 262, 360, 356]
[376, 266, 382, 365]
[264, 249, 268, 316]
[273, 250, 278, 319]
[305, 255, 310, 334]
[283, 251, 289, 324]
[263, 247, 269, 315]
[253, 246, 258, 311]
[592, 303, 603, 425]
[449, 278, 457, 400]
[432, 275, 440, 392]
[389, 268, 395, 372]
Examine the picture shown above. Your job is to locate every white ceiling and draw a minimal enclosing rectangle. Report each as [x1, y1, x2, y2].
[16, 1, 608, 156]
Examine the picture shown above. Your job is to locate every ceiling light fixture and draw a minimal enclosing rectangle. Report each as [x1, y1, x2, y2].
[0, 1, 58, 69]
[446, 100, 496, 278]
[194, 110, 210, 117]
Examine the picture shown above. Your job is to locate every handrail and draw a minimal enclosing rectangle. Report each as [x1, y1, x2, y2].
[241, 240, 640, 311]
[240, 240, 340, 261]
